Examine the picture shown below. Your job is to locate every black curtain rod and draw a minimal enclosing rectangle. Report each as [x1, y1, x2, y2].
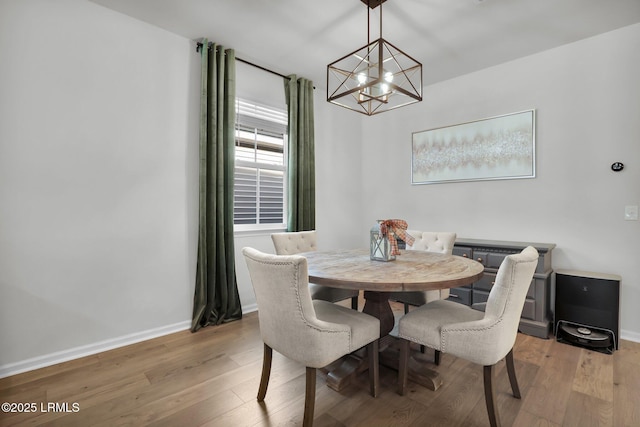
[196, 42, 290, 81]
[237, 57, 291, 81]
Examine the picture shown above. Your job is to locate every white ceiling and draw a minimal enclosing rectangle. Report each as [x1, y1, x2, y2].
[90, 0, 640, 88]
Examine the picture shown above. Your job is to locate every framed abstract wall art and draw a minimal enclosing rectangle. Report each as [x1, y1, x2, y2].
[411, 109, 536, 185]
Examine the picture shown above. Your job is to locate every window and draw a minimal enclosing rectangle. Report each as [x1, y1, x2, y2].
[233, 99, 288, 231]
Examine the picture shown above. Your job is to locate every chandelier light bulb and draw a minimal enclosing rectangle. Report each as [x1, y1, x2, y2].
[357, 72, 367, 85]
[384, 71, 393, 82]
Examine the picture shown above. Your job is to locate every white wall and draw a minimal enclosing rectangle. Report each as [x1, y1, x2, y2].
[314, 100, 364, 249]
[0, 0, 201, 373]
[2, 0, 637, 377]
[360, 24, 640, 340]
[0, 0, 364, 375]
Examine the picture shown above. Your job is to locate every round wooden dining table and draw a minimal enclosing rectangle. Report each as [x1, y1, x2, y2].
[301, 248, 484, 391]
[303, 248, 484, 336]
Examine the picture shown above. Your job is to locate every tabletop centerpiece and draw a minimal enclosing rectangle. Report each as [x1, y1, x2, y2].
[370, 219, 415, 261]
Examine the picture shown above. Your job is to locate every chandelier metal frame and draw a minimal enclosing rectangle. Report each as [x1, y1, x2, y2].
[327, 0, 423, 115]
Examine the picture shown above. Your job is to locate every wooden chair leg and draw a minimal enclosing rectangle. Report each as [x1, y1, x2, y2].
[257, 343, 272, 402]
[351, 295, 358, 310]
[303, 367, 316, 427]
[368, 340, 379, 397]
[483, 364, 501, 427]
[434, 350, 441, 366]
[397, 339, 410, 395]
[505, 348, 521, 398]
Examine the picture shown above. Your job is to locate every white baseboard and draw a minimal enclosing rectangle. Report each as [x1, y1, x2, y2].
[0, 321, 191, 379]
[621, 329, 640, 344]
[0, 305, 260, 379]
[242, 303, 258, 314]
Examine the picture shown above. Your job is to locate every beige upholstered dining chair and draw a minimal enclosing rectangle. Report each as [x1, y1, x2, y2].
[242, 247, 380, 427]
[397, 246, 538, 427]
[389, 231, 457, 314]
[271, 230, 360, 310]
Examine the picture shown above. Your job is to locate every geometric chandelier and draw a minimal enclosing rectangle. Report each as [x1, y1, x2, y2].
[327, 0, 422, 116]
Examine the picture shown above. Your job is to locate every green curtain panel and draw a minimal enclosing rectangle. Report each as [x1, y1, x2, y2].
[284, 75, 316, 232]
[191, 40, 242, 332]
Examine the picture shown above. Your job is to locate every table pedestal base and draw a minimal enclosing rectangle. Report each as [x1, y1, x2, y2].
[321, 348, 367, 392]
[321, 336, 442, 392]
[379, 341, 443, 391]
[321, 292, 443, 392]
[362, 291, 395, 337]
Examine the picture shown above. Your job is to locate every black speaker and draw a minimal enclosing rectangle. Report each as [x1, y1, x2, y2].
[554, 270, 621, 352]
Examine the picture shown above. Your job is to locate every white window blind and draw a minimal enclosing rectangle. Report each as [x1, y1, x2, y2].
[234, 99, 288, 230]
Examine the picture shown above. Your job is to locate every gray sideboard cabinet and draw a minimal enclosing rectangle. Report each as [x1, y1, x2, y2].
[451, 238, 556, 339]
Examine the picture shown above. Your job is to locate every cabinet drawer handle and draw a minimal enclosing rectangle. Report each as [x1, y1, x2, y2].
[449, 294, 460, 299]
[462, 253, 468, 258]
[477, 257, 483, 262]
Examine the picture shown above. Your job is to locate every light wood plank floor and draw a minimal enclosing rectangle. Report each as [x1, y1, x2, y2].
[1, 301, 638, 426]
